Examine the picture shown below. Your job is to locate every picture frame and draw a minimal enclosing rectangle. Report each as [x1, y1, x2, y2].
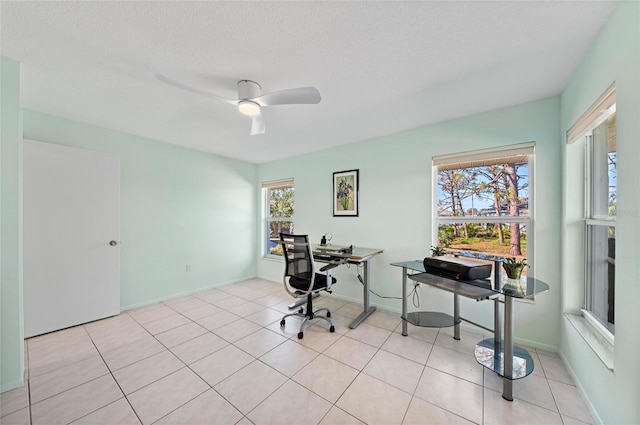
[333, 169, 359, 217]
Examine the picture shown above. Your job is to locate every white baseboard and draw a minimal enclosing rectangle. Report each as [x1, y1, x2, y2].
[559, 350, 604, 425]
[121, 275, 255, 311]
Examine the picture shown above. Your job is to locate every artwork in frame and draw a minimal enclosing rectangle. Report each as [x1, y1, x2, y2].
[333, 169, 359, 217]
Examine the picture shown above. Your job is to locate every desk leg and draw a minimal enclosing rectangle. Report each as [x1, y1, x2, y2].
[503, 295, 514, 401]
[349, 259, 377, 329]
[402, 266, 408, 336]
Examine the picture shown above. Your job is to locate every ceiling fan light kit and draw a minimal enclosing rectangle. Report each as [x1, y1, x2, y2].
[238, 100, 261, 116]
[156, 74, 321, 136]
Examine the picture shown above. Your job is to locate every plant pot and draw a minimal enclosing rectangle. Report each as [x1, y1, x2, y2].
[503, 265, 525, 280]
[502, 263, 526, 293]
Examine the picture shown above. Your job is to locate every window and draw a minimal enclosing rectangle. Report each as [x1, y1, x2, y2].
[570, 88, 616, 336]
[263, 179, 294, 258]
[433, 143, 534, 272]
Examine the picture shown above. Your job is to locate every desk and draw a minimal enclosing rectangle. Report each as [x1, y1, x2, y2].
[391, 261, 499, 339]
[391, 259, 549, 401]
[313, 245, 383, 329]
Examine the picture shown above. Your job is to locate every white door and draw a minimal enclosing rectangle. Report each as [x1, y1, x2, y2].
[23, 140, 120, 338]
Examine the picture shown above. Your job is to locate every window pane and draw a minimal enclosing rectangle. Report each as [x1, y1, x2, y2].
[591, 116, 616, 217]
[437, 162, 529, 218]
[267, 220, 294, 256]
[264, 180, 293, 258]
[586, 225, 615, 334]
[437, 222, 527, 259]
[269, 187, 294, 218]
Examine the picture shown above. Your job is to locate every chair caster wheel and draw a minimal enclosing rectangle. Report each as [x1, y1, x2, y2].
[329, 326, 335, 333]
[298, 308, 304, 314]
[280, 320, 286, 327]
[297, 332, 304, 339]
[326, 311, 331, 318]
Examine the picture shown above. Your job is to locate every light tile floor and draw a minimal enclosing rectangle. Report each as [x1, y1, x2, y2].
[0, 278, 594, 425]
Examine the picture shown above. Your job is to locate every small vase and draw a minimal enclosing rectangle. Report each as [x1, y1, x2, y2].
[503, 276, 523, 293]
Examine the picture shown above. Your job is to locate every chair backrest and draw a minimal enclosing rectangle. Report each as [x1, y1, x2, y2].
[279, 233, 315, 293]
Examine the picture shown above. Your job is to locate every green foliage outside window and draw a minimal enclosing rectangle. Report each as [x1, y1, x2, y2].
[267, 186, 294, 256]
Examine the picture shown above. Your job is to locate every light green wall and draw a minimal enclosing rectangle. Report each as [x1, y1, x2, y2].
[23, 110, 258, 309]
[560, 2, 640, 424]
[1, 57, 25, 392]
[258, 96, 562, 350]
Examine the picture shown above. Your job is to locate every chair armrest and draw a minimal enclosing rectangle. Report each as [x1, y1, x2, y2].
[319, 263, 339, 291]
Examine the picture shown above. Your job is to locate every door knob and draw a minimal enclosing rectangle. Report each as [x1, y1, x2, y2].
[109, 240, 118, 246]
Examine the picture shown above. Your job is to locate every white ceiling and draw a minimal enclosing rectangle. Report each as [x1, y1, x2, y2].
[1, 1, 615, 164]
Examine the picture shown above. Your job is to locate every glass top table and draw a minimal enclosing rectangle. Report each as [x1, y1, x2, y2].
[390, 258, 549, 299]
[391, 257, 549, 401]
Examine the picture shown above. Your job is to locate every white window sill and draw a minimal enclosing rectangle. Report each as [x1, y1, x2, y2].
[565, 312, 614, 370]
[262, 255, 284, 262]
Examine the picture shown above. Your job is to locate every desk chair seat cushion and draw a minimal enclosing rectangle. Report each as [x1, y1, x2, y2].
[289, 272, 337, 292]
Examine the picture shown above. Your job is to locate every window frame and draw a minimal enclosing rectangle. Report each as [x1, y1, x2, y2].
[582, 105, 616, 341]
[432, 143, 535, 280]
[564, 84, 617, 367]
[262, 178, 294, 260]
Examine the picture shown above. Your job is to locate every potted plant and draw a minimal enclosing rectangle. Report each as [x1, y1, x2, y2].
[502, 257, 527, 279]
[430, 246, 447, 256]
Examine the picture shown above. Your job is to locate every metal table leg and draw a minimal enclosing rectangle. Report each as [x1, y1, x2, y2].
[402, 266, 408, 336]
[503, 295, 514, 401]
[453, 293, 461, 340]
[349, 259, 376, 329]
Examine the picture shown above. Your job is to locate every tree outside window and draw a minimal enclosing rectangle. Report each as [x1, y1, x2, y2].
[435, 149, 531, 264]
[264, 180, 294, 257]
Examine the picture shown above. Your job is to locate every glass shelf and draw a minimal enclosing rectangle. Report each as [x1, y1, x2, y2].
[474, 338, 535, 380]
[406, 311, 457, 328]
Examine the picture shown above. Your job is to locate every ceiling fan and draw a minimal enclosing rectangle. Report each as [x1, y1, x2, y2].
[156, 74, 321, 136]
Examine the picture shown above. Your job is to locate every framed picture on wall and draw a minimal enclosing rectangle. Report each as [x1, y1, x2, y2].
[333, 169, 359, 217]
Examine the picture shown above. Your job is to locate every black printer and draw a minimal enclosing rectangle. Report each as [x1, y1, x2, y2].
[423, 256, 492, 281]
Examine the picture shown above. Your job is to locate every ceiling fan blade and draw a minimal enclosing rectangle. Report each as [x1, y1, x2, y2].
[250, 113, 266, 136]
[254, 87, 321, 106]
[155, 74, 238, 105]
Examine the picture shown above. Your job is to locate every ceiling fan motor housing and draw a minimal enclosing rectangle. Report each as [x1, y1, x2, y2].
[237, 80, 261, 100]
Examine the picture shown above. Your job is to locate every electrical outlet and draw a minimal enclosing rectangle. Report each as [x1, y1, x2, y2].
[186, 264, 191, 272]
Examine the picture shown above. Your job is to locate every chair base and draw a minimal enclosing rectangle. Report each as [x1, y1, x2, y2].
[287, 293, 320, 310]
[280, 293, 335, 339]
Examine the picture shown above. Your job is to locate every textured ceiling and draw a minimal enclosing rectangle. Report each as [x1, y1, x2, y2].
[1, 1, 615, 164]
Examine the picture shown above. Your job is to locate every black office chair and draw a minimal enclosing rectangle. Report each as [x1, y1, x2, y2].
[279, 233, 337, 339]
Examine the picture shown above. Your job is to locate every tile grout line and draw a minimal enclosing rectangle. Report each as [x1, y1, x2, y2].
[27, 293, 423, 424]
[20, 280, 590, 425]
[24, 324, 145, 423]
[399, 337, 432, 425]
[131, 317, 237, 424]
[143, 291, 300, 424]
[80, 324, 145, 425]
[408, 327, 489, 424]
[26, 340, 33, 425]
[196, 285, 318, 422]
